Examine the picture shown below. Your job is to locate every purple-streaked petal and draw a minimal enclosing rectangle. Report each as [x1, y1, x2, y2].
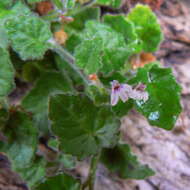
[142, 92, 149, 101]
[129, 89, 149, 102]
[122, 84, 133, 95]
[122, 84, 132, 91]
[119, 88, 128, 102]
[135, 83, 146, 91]
[111, 80, 119, 88]
[111, 90, 119, 106]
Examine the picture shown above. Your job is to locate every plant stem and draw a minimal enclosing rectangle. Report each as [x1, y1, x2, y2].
[81, 152, 101, 190]
[51, 43, 90, 86]
[67, 0, 97, 16]
[88, 153, 100, 190]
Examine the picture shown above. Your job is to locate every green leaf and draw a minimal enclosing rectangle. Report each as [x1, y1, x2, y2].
[0, 2, 31, 50]
[17, 157, 46, 188]
[65, 7, 100, 53]
[49, 94, 120, 159]
[99, 71, 127, 86]
[55, 55, 84, 87]
[52, 0, 63, 9]
[0, 2, 31, 22]
[5, 15, 52, 60]
[36, 173, 80, 190]
[66, 7, 100, 32]
[101, 144, 155, 179]
[0, 28, 9, 48]
[59, 153, 76, 169]
[65, 33, 81, 53]
[0, 111, 46, 188]
[0, 107, 9, 129]
[128, 63, 182, 130]
[22, 62, 41, 83]
[48, 138, 77, 169]
[0, 48, 15, 98]
[22, 71, 72, 134]
[111, 99, 133, 117]
[96, 0, 122, 8]
[52, 0, 75, 9]
[127, 4, 163, 52]
[103, 14, 141, 54]
[64, 0, 76, 9]
[27, 0, 44, 3]
[0, 0, 14, 8]
[0, 111, 38, 170]
[75, 21, 131, 75]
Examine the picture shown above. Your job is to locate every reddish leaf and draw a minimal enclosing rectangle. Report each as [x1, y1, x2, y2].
[36, 1, 54, 15]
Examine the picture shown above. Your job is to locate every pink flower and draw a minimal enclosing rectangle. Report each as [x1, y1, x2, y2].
[111, 80, 132, 106]
[110, 80, 149, 106]
[131, 83, 149, 102]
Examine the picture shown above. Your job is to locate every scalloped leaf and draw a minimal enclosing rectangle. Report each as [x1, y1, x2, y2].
[101, 144, 155, 179]
[0, 111, 46, 188]
[27, 0, 44, 3]
[0, 48, 15, 98]
[0, 28, 9, 48]
[52, 0, 75, 9]
[49, 94, 120, 159]
[65, 7, 100, 53]
[66, 7, 100, 32]
[0, 111, 38, 170]
[74, 21, 131, 74]
[64, 0, 76, 9]
[5, 15, 52, 60]
[0, 2, 31, 50]
[96, 0, 122, 8]
[17, 157, 46, 188]
[0, 2, 31, 23]
[0, 0, 14, 8]
[22, 71, 72, 134]
[36, 173, 80, 190]
[127, 4, 163, 52]
[103, 14, 141, 54]
[128, 63, 182, 130]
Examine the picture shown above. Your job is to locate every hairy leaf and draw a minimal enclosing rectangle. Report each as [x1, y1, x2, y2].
[0, 28, 9, 48]
[36, 173, 80, 190]
[111, 99, 134, 117]
[103, 14, 141, 54]
[52, 0, 63, 9]
[17, 157, 46, 188]
[75, 21, 131, 74]
[0, 0, 14, 8]
[101, 144, 155, 179]
[49, 94, 120, 158]
[64, 0, 76, 9]
[27, 0, 44, 3]
[96, 0, 122, 8]
[0, 2, 31, 48]
[5, 15, 52, 60]
[66, 7, 100, 32]
[0, 112, 38, 170]
[0, 2, 31, 22]
[127, 4, 163, 52]
[0, 48, 15, 98]
[128, 63, 182, 130]
[22, 71, 72, 134]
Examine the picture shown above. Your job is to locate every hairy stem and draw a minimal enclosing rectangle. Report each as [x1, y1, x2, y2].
[51, 43, 90, 86]
[67, 0, 97, 16]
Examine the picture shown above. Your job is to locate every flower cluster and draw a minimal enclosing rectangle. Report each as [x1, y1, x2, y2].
[110, 80, 149, 106]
